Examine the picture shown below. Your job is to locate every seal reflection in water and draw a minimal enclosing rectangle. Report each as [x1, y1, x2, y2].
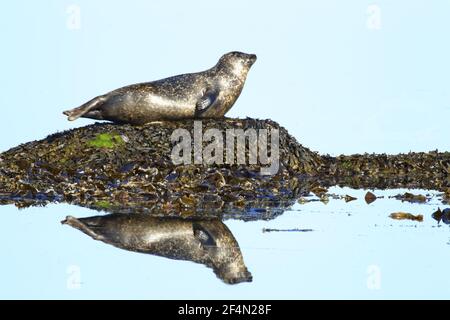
[63, 51, 257, 125]
[62, 214, 252, 284]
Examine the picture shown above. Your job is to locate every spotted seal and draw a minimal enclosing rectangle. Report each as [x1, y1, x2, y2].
[62, 214, 252, 284]
[63, 51, 257, 125]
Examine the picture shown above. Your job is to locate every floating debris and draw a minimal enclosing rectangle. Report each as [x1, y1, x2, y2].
[262, 228, 314, 233]
[433, 208, 450, 224]
[432, 208, 443, 222]
[443, 209, 450, 224]
[392, 192, 427, 203]
[319, 195, 329, 204]
[297, 197, 317, 204]
[389, 212, 423, 222]
[365, 191, 377, 204]
[344, 195, 357, 203]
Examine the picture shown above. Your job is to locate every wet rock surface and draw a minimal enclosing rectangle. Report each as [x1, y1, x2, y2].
[0, 118, 448, 218]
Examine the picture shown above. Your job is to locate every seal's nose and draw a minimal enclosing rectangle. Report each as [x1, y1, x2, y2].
[247, 54, 257, 65]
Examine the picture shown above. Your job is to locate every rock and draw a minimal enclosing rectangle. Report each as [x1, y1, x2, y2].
[389, 212, 423, 222]
[0, 118, 449, 215]
[365, 191, 377, 204]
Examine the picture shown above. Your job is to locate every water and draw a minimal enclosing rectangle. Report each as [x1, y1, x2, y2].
[1, 186, 448, 299]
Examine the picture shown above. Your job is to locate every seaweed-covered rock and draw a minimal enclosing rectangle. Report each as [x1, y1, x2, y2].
[319, 151, 450, 191]
[0, 117, 448, 216]
[0, 118, 322, 214]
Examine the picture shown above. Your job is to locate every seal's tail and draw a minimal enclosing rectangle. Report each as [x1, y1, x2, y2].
[63, 95, 107, 121]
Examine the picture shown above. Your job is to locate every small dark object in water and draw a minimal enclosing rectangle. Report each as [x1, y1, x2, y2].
[431, 208, 450, 224]
[389, 212, 423, 222]
[442, 208, 450, 224]
[365, 191, 377, 204]
[344, 195, 357, 203]
[393, 192, 427, 203]
[432, 208, 443, 223]
[262, 228, 314, 233]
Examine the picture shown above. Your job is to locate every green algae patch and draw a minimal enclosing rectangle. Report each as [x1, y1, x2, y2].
[94, 200, 112, 209]
[87, 133, 124, 149]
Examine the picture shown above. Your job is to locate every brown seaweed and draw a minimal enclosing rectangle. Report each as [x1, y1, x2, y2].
[0, 118, 448, 215]
[389, 212, 423, 222]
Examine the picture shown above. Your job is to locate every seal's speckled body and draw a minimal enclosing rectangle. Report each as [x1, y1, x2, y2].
[62, 214, 252, 284]
[63, 51, 257, 125]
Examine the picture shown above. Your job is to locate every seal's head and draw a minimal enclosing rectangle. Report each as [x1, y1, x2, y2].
[216, 51, 257, 77]
[215, 262, 253, 285]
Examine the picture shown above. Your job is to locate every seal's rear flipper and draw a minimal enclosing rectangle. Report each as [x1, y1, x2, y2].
[61, 215, 105, 241]
[63, 95, 107, 121]
[82, 110, 105, 121]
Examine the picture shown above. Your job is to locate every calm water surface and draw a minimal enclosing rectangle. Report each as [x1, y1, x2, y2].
[1, 186, 449, 299]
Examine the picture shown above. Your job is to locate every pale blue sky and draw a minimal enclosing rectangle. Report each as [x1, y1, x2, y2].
[1, 0, 449, 154]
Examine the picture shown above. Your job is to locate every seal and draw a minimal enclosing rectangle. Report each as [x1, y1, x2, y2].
[63, 51, 257, 125]
[62, 214, 253, 284]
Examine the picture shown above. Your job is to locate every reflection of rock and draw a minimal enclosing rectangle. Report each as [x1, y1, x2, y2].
[62, 214, 252, 284]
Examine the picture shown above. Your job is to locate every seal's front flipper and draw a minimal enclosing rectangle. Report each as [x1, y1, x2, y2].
[63, 95, 107, 121]
[193, 223, 216, 248]
[195, 88, 219, 117]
